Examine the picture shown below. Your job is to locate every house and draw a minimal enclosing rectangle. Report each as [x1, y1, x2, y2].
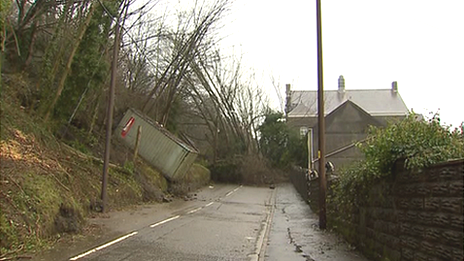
[285, 75, 410, 170]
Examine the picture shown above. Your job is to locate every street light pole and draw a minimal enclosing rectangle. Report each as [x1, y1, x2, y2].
[316, 0, 327, 229]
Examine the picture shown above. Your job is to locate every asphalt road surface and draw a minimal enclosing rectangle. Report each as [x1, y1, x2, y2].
[32, 183, 367, 261]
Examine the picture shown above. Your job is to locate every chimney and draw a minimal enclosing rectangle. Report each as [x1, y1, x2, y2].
[285, 84, 292, 116]
[392, 81, 398, 93]
[338, 75, 345, 93]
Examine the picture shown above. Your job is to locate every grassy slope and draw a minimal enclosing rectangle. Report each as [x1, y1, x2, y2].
[0, 75, 209, 257]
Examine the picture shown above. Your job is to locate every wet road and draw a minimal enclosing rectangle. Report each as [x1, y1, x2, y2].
[35, 184, 274, 261]
[33, 183, 367, 261]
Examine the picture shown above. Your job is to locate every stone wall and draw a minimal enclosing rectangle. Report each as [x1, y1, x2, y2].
[288, 166, 309, 203]
[288, 168, 332, 216]
[291, 159, 464, 261]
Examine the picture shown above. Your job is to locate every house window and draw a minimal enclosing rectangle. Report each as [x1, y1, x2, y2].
[300, 127, 308, 137]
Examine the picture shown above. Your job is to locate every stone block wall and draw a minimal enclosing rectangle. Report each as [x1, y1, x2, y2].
[384, 160, 464, 261]
[288, 166, 309, 203]
[292, 160, 464, 261]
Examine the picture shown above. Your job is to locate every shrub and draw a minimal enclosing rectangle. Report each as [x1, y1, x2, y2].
[361, 114, 463, 176]
[258, 111, 307, 168]
[331, 113, 464, 213]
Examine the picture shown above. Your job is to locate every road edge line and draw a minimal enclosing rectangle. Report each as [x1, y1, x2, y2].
[249, 186, 277, 261]
[68, 231, 138, 260]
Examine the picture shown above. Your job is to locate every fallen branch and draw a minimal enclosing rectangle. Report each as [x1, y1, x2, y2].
[49, 172, 71, 192]
[0, 244, 25, 260]
[0, 256, 32, 260]
[60, 143, 132, 175]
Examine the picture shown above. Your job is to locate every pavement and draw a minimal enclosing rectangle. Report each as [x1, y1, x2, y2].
[264, 183, 368, 261]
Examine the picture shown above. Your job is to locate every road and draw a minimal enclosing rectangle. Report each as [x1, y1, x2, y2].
[32, 183, 367, 261]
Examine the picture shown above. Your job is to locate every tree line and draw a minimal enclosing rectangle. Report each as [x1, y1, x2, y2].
[1, 0, 304, 173]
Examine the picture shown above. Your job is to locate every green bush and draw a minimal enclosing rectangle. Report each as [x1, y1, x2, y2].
[361, 114, 463, 175]
[331, 113, 464, 212]
[258, 111, 307, 168]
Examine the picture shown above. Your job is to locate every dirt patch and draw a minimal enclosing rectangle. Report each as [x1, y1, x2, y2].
[169, 163, 211, 195]
[134, 169, 166, 202]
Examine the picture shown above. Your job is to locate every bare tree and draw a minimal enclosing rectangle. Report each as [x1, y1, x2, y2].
[43, 1, 97, 121]
[182, 46, 271, 162]
[140, 0, 228, 124]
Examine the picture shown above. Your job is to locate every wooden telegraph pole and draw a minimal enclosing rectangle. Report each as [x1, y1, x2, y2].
[101, 15, 121, 213]
[316, 0, 327, 229]
[133, 126, 142, 165]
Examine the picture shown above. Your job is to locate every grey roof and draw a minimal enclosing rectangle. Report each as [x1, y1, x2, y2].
[287, 89, 409, 117]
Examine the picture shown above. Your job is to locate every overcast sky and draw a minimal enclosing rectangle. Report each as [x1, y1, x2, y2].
[220, 0, 464, 127]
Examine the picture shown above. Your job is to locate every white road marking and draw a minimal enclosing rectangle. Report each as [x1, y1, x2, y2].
[250, 186, 276, 261]
[226, 185, 242, 197]
[187, 207, 202, 214]
[150, 215, 180, 228]
[68, 185, 245, 260]
[69, 231, 138, 260]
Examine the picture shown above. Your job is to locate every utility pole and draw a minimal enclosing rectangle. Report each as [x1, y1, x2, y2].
[101, 15, 121, 213]
[316, 0, 327, 229]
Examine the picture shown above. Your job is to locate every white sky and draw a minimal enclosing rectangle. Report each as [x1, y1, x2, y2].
[220, 0, 464, 127]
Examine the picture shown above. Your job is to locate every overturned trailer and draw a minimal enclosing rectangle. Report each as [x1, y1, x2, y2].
[115, 108, 198, 181]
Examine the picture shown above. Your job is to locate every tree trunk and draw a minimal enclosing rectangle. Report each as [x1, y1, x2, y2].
[43, 3, 96, 121]
[88, 94, 101, 135]
[23, 21, 37, 70]
[30, 1, 72, 115]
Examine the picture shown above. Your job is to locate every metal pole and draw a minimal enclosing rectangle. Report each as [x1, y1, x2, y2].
[101, 16, 121, 213]
[316, 0, 327, 229]
[308, 129, 313, 171]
